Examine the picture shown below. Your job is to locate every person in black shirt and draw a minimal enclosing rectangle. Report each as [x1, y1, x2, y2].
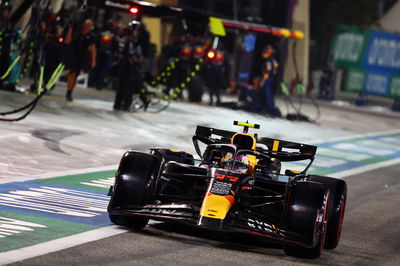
[65, 19, 97, 101]
[202, 49, 227, 105]
[113, 21, 146, 111]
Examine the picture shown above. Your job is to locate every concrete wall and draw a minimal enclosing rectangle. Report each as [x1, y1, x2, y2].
[142, 0, 178, 55]
[283, 0, 310, 85]
[378, 1, 400, 33]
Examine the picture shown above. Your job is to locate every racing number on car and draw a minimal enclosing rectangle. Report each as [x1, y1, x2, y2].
[200, 174, 238, 219]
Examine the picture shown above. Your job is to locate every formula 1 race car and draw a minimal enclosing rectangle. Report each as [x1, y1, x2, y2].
[107, 121, 347, 259]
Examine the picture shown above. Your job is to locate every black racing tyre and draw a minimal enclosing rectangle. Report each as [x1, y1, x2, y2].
[188, 76, 204, 102]
[108, 151, 160, 229]
[308, 175, 347, 249]
[283, 182, 329, 259]
[109, 214, 149, 229]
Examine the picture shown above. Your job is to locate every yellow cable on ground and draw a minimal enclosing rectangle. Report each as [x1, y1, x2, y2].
[46, 64, 65, 89]
[1, 56, 21, 80]
[45, 63, 62, 88]
[37, 66, 44, 95]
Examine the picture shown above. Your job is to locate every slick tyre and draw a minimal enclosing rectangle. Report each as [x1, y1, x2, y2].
[109, 214, 149, 229]
[108, 151, 160, 229]
[283, 182, 329, 259]
[308, 175, 347, 249]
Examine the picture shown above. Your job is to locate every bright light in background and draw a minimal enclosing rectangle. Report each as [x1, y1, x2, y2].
[129, 6, 139, 14]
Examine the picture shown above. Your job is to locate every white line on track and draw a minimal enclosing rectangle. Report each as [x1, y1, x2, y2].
[0, 220, 162, 265]
[1, 129, 400, 263]
[0, 225, 128, 265]
[0, 164, 118, 185]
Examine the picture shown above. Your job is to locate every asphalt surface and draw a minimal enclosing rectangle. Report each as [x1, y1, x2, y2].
[9, 163, 400, 266]
[1, 84, 400, 265]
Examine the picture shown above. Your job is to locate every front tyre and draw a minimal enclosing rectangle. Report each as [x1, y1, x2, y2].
[108, 151, 160, 229]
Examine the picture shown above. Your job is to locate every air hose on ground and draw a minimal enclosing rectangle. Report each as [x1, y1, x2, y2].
[0, 62, 65, 122]
[280, 40, 321, 123]
[0, 0, 82, 122]
[141, 57, 204, 113]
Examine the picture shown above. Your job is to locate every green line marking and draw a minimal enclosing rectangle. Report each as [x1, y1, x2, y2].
[308, 167, 337, 176]
[0, 210, 96, 252]
[37, 170, 115, 192]
[317, 147, 372, 161]
[361, 156, 388, 164]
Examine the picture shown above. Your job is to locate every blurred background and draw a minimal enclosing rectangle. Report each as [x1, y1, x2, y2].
[1, 0, 400, 116]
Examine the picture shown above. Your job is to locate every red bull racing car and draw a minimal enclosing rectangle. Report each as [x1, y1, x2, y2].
[107, 121, 347, 259]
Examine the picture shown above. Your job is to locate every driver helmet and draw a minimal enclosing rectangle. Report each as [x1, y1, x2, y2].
[222, 152, 250, 174]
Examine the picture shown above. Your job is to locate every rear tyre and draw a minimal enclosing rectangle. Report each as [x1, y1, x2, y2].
[308, 175, 347, 249]
[283, 182, 329, 259]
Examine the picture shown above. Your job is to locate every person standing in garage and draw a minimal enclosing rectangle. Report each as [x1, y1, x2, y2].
[113, 21, 147, 111]
[259, 45, 280, 116]
[65, 18, 97, 101]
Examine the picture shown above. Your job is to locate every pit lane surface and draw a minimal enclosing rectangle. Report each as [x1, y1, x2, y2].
[1, 88, 400, 265]
[8, 163, 400, 266]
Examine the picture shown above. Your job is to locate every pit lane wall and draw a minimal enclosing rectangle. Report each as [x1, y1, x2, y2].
[332, 28, 400, 98]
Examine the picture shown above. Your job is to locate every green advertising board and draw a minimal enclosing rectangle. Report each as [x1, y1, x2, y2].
[333, 28, 400, 98]
[390, 75, 400, 97]
[345, 68, 365, 93]
[332, 29, 370, 68]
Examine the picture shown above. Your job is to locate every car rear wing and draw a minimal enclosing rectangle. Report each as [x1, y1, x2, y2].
[256, 137, 317, 161]
[192, 126, 317, 162]
[192, 126, 236, 157]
